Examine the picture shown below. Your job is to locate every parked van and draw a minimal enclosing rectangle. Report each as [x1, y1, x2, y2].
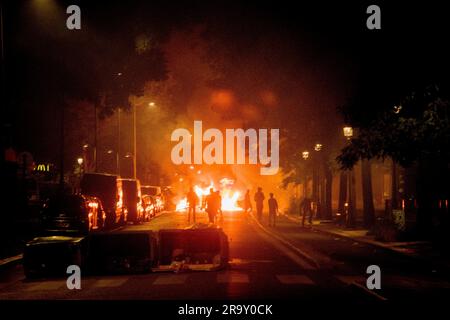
[120, 178, 144, 224]
[80, 173, 125, 227]
[141, 185, 164, 212]
[41, 194, 105, 234]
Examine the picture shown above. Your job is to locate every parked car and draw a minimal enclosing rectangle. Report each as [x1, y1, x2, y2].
[142, 195, 156, 220]
[80, 173, 125, 227]
[120, 178, 144, 224]
[41, 194, 105, 234]
[141, 185, 164, 212]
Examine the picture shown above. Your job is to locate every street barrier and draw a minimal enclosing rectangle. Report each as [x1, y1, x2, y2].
[23, 236, 87, 279]
[23, 226, 229, 278]
[158, 225, 229, 271]
[86, 231, 157, 274]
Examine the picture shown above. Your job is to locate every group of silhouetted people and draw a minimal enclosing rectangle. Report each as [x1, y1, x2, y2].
[186, 187, 222, 224]
[206, 188, 223, 223]
[186, 186, 279, 226]
[251, 187, 279, 227]
[186, 185, 314, 228]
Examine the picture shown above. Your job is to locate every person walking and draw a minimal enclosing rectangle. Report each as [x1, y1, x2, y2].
[268, 193, 278, 227]
[206, 188, 218, 224]
[244, 189, 252, 213]
[216, 191, 223, 223]
[301, 197, 312, 227]
[186, 187, 199, 223]
[254, 187, 265, 222]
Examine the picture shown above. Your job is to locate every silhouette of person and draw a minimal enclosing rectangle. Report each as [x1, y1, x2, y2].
[301, 197, 313, 227]
[186, 187, 198, 223]
[206, 188, 217, 224]
[254, 187, 265, 222]
[244, 189, 252, 213]
[268, 193, 278, 227]
[216, 191, 223, 222]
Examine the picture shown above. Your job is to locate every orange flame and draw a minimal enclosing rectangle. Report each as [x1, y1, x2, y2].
[176, 181, 242, 212]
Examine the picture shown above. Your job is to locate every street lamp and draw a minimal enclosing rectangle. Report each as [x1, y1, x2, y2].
[77, 157, 84, 185]
[133, 100, 157, 180]
[302, 150, 309, 160]
[314, 143, 322, 152]
[302, 150, 309, 199]
[107, 149, 120, 175]
[343, 126, 356, 228]
[313, 143, 323, 219]
[343, 126, 353, 140]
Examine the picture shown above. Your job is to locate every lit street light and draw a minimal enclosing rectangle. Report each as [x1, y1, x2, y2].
[302, 150, 309, 198]
[343, 126, 353, 140]
[343, 126, 356, 228]
[314, 143, 322, 151]
[302, 150, 309, 160]
[313, 143, 323, 219]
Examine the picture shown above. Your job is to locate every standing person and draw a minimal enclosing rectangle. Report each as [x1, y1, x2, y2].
[244, 189, 252, 213]
[216, 191, 223, 222]
[254, 187, 265, 222]
[206, 188, 217, 224]
[301, 197, 312, 227]
[186, 187, 198, 223]
[268, 193, 279, 227]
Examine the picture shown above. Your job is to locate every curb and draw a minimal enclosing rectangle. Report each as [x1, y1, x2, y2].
[283, 213, 409, 254]
[248, 213, 320, 270]
[0, 254, 23, 269]
[282, 213, 448, 269]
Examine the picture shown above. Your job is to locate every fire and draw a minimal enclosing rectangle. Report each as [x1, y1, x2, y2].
[175, 181, 243, 212]
[176, 198, 189, 211]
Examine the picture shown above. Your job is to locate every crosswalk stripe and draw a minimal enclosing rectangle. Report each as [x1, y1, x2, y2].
[217, 272, 249, 284]
[25, 281, 65, 291]
[336, 275, 366, 285]
[92, 278, 129, 288]
[276, 274, 315, 285]
[153, 274, 188, 285]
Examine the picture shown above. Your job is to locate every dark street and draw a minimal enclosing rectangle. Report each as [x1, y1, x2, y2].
[1, 209, 449, 302]
[1, 1, 450, 315]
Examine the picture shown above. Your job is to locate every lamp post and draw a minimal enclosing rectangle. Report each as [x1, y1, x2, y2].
[77, 157, 84, 190]
[107, 149, 119, 175]
[132, 101, 156, 180]
[132, 104, 137, 179]
[302, 150, 309, 198]
[125, 152, 134, 178]
[343, 126, 356, 228]
[313, 143, 323, 219]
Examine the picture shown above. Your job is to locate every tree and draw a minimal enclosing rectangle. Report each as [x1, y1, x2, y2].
[337, 84, 450, 234]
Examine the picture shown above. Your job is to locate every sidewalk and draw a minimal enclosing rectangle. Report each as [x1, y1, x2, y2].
[283, 213, 450, 269]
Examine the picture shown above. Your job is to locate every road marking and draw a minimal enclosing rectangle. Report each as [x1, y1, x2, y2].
[153, 274, 188, 285]
[93, 278, 129, 288]
[229, 258, 273, 265]
[25, 281, 65, 291]
[217, 272, 249, 284]
[336, 275, 366, 285]
[336, 275, 388, 301]
[276, 274, 315, 285]
[251, 216, 318, 270]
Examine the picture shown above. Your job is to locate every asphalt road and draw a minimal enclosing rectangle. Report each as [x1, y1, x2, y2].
[0, 210, 449, 302]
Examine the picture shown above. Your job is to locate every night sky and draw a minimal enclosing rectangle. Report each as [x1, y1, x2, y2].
[2, 0, 449, 163]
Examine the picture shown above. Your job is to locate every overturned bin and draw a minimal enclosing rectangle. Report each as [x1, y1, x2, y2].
[87, 230, 157, 275]
[23, 236, 88, 279]
[158, 225, 229, 271]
